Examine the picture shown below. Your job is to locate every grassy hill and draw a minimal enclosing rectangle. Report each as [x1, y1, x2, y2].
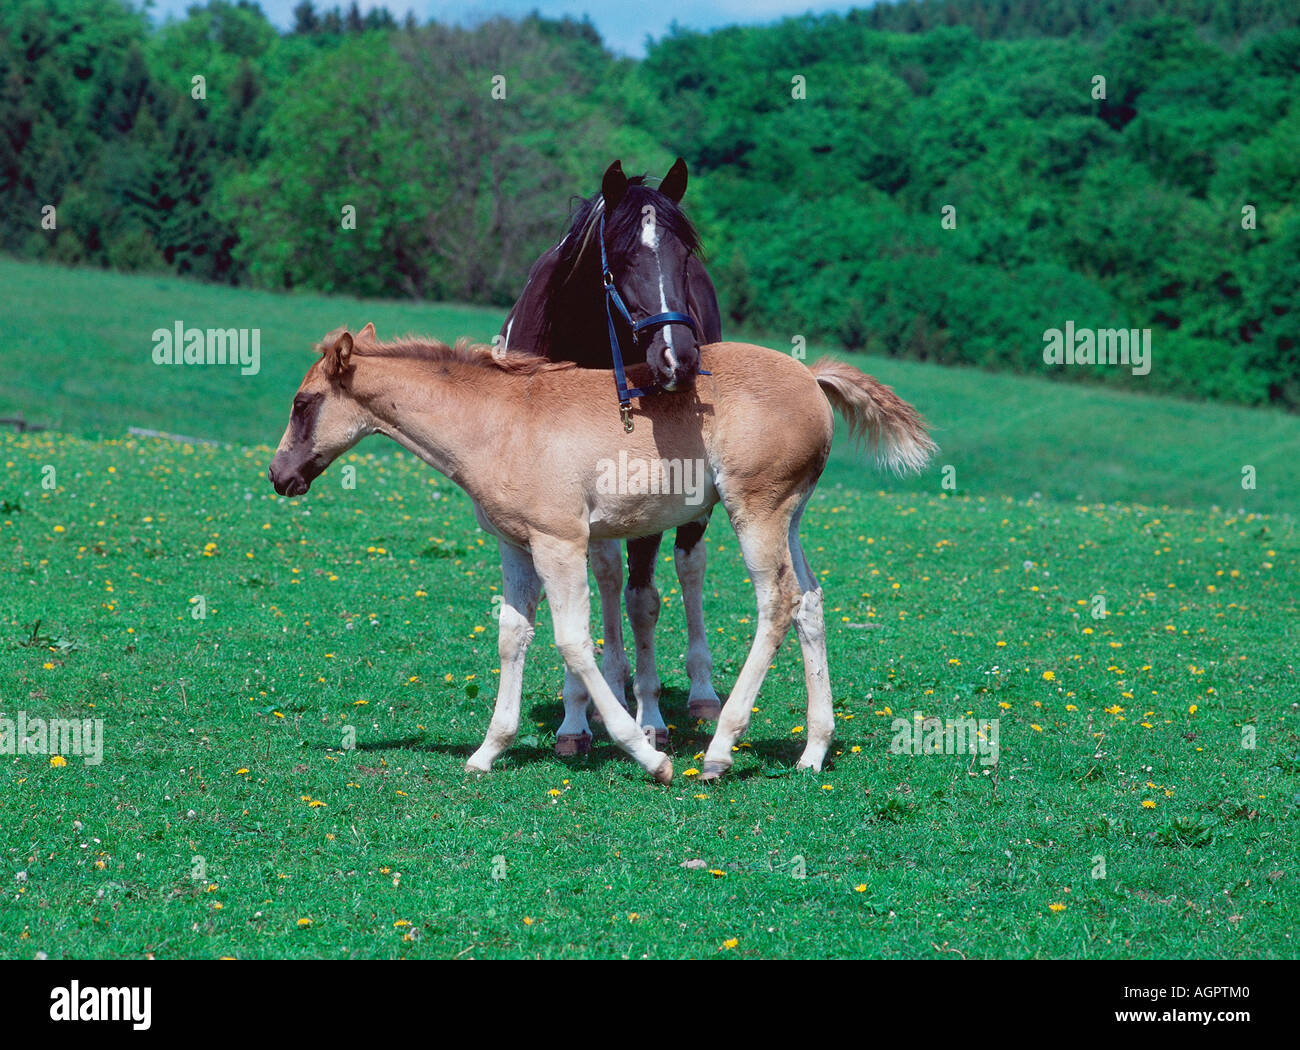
[4, 254, 1298, 515]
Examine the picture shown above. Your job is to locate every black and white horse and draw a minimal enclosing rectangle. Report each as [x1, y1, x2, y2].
[499, 158, 724, 751]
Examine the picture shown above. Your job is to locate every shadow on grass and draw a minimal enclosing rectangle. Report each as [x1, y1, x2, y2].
[323, 686, 851, 779]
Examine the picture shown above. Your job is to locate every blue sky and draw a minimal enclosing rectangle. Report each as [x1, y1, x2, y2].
[142, 0, 861, 56]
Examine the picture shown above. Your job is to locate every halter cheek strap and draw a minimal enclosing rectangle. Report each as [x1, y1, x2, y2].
[599, 212, 707, 432]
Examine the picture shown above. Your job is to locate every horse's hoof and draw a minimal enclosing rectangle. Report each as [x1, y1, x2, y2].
[555, 731, 592, 757]
[642, 725, 670, 749]
[653, 755, 673, 786]
[697, 760, 730, 782]
[688, 698, 723, 721]
[464, 760, 490, 775]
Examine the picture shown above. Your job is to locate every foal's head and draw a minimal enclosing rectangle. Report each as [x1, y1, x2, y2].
[268, 325, 374, 497]
[546, 158, 703, 391]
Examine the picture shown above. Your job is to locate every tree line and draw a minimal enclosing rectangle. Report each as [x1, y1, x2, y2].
[2, 0, 1298, 408]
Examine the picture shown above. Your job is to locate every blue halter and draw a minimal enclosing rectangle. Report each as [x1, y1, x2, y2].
[599, 211, 704, 432]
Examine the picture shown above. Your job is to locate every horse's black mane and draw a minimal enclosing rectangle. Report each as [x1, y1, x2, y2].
[540, 177, 701, 344]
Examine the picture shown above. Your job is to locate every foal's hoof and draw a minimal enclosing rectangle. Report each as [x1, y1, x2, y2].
[464, 760, 490, 775]
[688, 698, 723, 721]
[652, 755, 673, 786]
[696, 760, 731, 783]
[555, 731, 592, 757]
[642, 725, 671, 750]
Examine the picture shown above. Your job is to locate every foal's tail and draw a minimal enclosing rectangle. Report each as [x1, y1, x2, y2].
[809, 358, 937, 474]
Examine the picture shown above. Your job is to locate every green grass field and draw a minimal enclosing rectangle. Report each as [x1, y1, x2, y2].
[2, 256, 1298, 959]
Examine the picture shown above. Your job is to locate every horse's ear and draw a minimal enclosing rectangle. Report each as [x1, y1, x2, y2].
[660, 157, 688, 202]
[358, 321, 376, 342]
[322, 327, 354, 377]
[602, 159, 627, 211]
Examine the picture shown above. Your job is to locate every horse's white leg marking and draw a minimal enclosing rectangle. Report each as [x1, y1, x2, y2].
[466, 541, 541, 772]
[787, 497, 833, 772]
[531, 535, 671, 783]
[625, 571, 667, 740]
[675, 514, 720, 718]
[699, 513, 801, 780]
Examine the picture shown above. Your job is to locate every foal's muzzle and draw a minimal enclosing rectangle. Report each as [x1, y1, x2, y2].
[268, 464, 311, 497]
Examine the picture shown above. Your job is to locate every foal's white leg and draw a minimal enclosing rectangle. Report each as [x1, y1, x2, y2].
[590, 539, 631, 705]
[625, 535, 667, 746]
[466, 542, 542, 773]
[675, 515, 722, 720]
[625, 577, 668, 747]
[531, 534, 672, 784]
[558, 539, 627, 752]
[788, 501, 834, 772]
[699, 518, 801, 781]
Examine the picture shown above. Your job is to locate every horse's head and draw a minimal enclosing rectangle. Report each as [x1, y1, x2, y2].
[268, 323, 376, 497]
[598, 158, 701, 391]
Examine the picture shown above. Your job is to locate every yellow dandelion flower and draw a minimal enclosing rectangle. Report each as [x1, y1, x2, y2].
[50, 756, 67, 768]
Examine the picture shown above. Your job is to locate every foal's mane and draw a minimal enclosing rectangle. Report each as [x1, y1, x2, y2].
[541, 177, 702, 340]
[323, 335, 572, 377]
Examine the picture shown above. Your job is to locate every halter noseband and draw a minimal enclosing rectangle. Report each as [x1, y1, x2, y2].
[599, 211, 703, 432]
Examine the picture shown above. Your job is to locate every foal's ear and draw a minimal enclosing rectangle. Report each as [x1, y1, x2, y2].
[602, 159, 628, 211]
[321, 327, 354, 378]
[660, 157, 688, 203]
[357, 321, 376, 342]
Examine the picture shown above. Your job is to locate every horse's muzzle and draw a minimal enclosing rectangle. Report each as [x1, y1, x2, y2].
[268, 465, 310, 497]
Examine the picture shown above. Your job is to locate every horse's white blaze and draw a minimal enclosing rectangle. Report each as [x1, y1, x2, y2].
[644, 221, 679, 373]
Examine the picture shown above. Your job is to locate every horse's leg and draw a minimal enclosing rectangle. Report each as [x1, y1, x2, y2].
[466, 541, 542, 773]
[530, 533, 672, 784]
[625, 534, 668, 748]
[558, 539, 627, 750]
[787, 495, 834, 772]
[699, 505, 803, 782]
[674, 513, 721, 720]
[591, 537, 631, 706]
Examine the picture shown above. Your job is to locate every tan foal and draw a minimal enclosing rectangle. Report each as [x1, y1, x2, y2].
[269, 324, 935, 784]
